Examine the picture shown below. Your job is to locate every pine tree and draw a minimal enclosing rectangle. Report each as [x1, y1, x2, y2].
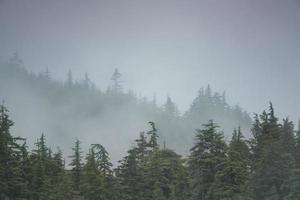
[19, 141, 32, 199]
[31, 134, 52, 200]
[0, 104, 27, 199]
[116, 148, 143, 200]
[164, 96, 177, 116]
[147, 121, 159, 150]
[211, 127, 250, 200]
[92, 144, 115, 200]
[110, 68, 122, 93]
[81, 148, 103, 200]
[92, 144, 113, 175]
[188, 120, 227, 200]
[69, 138, 83, 192]
[134, 132, 148, 159]
[251, 104, 295, 200]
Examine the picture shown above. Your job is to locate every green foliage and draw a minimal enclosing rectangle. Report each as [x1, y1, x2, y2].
[1, 103, 300, 200]
[250, 103, 296, 200]
[211, 127, 250, 200]
[188, 120, 227, 200]
[0, 104, 28, 199]
[69, 138, 83, 192]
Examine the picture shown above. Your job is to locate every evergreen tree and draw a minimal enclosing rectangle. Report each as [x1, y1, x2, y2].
[92, 144, 113, 175]
[31, 134, 52, 200]
[251, 104, 295, 200]
[110, 68, 122, 93]
[164, 96, 177, 116]
[69, 138, 83, 192]
[92, 144, 115, 200]
[0, 104, 27, 199]
[188, 120, 227, 200]
[147, 121, 159, 150]
[134, 132, 148, 159]
[116, 148, 144, 200]
[81, 148, 103, 200]
[211, 127, 250, 200]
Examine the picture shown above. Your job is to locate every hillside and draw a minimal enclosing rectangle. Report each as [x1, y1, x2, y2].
[0, 54, 252, 161]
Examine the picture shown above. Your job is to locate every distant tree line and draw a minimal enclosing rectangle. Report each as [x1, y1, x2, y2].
[0, 54, 252, 155]
[0, 103, 300, 200]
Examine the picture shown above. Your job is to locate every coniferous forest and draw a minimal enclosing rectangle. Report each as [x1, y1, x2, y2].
[0, 55, 251, 159]
[1, 102, 300, 200]
[1, 53, 300, 200]
[1, 1, 300, 199]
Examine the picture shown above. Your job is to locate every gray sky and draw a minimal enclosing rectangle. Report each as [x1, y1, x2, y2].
[1, 0, 300, 121]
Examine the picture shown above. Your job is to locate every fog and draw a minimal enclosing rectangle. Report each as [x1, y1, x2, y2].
[0, 0, 300, 163]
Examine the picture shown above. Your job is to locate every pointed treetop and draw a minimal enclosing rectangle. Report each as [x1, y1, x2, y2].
[205, 84, 212, 97]
[110, 68, 122, 93]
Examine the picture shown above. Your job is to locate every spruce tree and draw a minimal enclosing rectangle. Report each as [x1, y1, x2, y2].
[31, 134, 51, 200]
[134, 132, 148, 159]
[211, 127, 250, 199]
[188, 120, 227, 200]
[81, 147, 103, 200]
[69, 138, 83, 192]
[251, 104, 295, 200]
[0, 104, 27, 199]
[116, 148, 143, 200]
[164, 96, 177, 116]
[92, 144, 115, 200]
[147, 121, 159, 150]
[110, 68, 122, 93]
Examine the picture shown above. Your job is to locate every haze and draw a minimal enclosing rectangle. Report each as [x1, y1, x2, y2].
[1, 0, 300, 120]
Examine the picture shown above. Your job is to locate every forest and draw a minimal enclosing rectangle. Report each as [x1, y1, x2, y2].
[0, 54, 251, 160]
[1, 0, 299, 199]
[1, 102, 300, 200]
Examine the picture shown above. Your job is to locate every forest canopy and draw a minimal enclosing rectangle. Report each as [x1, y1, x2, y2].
[0, 55, 251, 161]
[0, 103, 299, 200]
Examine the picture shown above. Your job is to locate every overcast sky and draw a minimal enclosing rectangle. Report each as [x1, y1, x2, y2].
[1, 0, 300, 121]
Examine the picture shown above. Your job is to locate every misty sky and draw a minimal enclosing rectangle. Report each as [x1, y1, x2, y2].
[1, 0, 300, 121]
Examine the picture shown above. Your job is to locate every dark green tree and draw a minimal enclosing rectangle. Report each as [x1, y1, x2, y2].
[211, 127, 250, 200]
[251, 104, 295, 200]
[92, 144, 115, 200]
[188, 120, 227, 200]
[0, 105, 28, 199]
[69, 138, 83, 192]
[116, 148, 144, 200]
[81, 147, 103, 200]
[31, 134, 52, 200]
[147, 121, 159, 150]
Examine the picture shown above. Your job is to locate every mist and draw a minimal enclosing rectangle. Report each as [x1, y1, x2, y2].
[1, 0, 300, 121]
[1, 1, 300, 199]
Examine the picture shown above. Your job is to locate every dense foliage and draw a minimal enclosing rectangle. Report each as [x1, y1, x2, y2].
[0, 102, 299, 200]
